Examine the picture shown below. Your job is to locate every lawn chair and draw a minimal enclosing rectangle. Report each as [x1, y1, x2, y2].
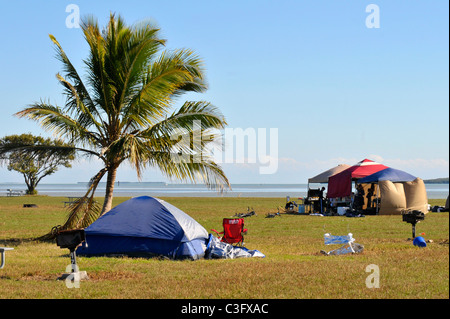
[211, 218, 248, 246]
[320, 233, 363, 255]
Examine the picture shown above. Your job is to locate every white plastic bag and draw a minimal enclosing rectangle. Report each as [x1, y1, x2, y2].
[321, 233, 363, 255]
[206, 235, 265, 259]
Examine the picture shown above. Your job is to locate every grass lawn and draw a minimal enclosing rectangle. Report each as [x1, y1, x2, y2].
[0, 196, 448, 299]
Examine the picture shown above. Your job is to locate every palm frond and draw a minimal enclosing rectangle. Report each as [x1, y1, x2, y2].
[141, 101, 226, 141]
[55, 73, 103, 132]
[49, 34, 98, 119]
[82, 17, 113, 116]
[105, 15, 165, 113]
[15, 102, 97, 146]
[62, 168, 106, 230]
[148, 151, 230, 192]
[122, 49, 208, 131]
[35, 168, 106, 241]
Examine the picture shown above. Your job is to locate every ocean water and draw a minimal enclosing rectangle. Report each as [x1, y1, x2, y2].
[0, 182, 448, 199]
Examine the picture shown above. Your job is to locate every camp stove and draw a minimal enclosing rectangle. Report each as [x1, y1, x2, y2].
[402, 210, 425, 238]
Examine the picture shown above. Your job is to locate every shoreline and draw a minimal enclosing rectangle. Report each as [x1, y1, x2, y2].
[1, 193, 447, 200]
[1, 182, 448, 199]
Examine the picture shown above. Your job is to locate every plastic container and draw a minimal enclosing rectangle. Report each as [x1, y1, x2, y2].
[413, 236, 427, 248]
[337, 207, 349, 216]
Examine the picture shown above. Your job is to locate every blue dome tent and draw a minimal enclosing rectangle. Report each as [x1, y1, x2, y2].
[76, 196, 209, 260]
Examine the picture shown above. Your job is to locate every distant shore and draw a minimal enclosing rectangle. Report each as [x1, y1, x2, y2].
[424, 177, 449, 184]
[0, 182, 448, 199]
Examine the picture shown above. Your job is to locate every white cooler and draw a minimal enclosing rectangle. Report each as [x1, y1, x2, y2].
[337, 207, 350, 216]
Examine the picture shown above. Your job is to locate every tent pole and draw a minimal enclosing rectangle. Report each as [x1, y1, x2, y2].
[307, 182, 310, 213]
[376, 183, 380, 214]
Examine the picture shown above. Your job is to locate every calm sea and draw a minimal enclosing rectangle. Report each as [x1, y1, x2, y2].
[0, 182, 448, 199]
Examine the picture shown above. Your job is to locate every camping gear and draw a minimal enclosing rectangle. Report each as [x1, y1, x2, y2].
[321, 233, 364, 255]
[431, 205, 447, 212]
[413, 236, 427, 248]
[55, 228, 88, 281]
[265, 212, 281, 218]
[211, 218, 247, 246]
[307, 164, 351, 213]
[0, 247, 14, 269]
[285, 200, 297, 213]
[297, 198, 306, 213]
[55, 228, 86, 250]
[327, 159, 389, 199]
[234, 207, 256, 218]
[305, 188, 322, 213]
[337, 207, 350, 216]
[402, 209, 425, 238]
[55, 228, 85, 272]
[205, 235, 264, 259]
[76, 196, 209, 260]
[282, 197, 305, 214]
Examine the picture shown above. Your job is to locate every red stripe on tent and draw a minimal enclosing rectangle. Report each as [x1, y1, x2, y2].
[327, 159, 388, 198]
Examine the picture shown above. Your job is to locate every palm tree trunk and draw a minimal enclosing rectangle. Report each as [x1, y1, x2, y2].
[101, 165, 118, 216]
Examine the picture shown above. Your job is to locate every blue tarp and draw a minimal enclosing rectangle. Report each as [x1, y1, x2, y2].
[77, 196, 209, 260]
[357, 167, 416, 183]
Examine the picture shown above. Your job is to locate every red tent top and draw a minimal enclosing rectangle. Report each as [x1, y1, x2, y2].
[327, 159, 389, 198]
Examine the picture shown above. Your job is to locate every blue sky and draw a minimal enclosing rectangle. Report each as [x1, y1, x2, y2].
[0, 0, 448, 184]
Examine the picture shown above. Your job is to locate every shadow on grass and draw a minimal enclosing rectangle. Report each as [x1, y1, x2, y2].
[0, 237, 40, 247]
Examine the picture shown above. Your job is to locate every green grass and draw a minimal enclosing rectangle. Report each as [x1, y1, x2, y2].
[0, 196, 448, 299]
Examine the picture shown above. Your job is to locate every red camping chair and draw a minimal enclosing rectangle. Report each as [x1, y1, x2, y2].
[211, 218, 248, 246]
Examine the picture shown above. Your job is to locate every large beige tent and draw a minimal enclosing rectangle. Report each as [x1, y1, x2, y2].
[377, 178, 428, 215]
[355, 167, 428, 215]
[308, 164, 351, 184]
[309, 164, 428, 215]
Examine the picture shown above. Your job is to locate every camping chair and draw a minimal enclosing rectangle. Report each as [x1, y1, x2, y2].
[320, 233, 363, 255]
[211, 218, 248, 246]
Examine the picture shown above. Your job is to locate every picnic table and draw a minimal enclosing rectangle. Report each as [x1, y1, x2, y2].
[6, 189, 25, 197]
[63, 197, 95, 207]
[64, 197, 83, 207]
[0, 247, 14, 269]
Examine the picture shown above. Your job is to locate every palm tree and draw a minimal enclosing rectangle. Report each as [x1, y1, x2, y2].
[12, 13, 230, 232]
